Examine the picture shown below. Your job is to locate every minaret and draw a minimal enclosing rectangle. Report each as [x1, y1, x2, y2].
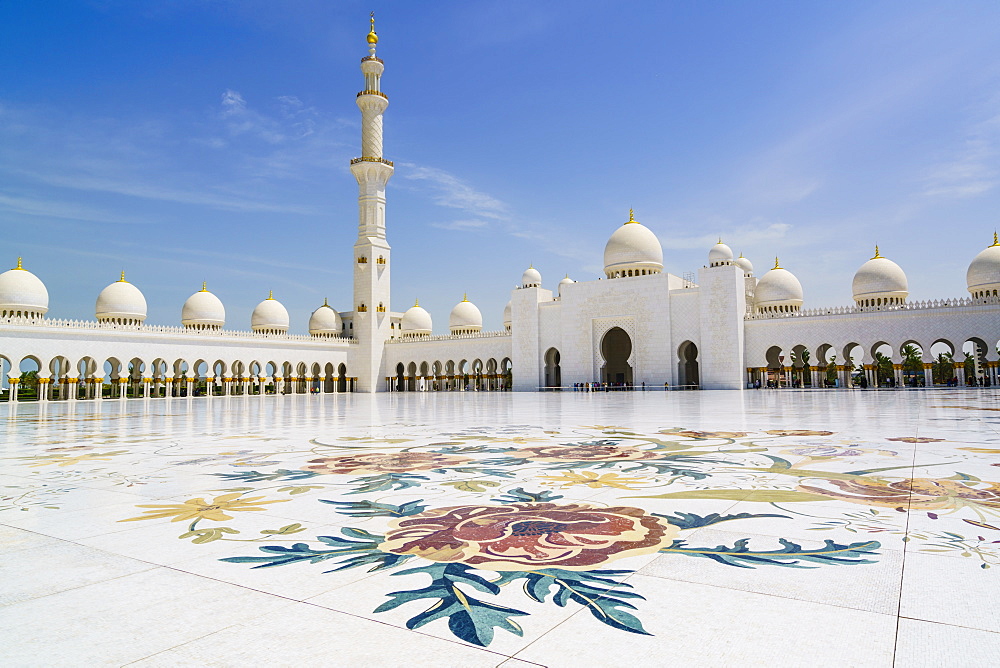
[350, 13, 393, 392]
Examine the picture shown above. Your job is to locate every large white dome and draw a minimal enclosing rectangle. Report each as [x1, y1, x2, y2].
[96, 273, 147, 324]
[182, 283, 225, 329]
[251, 292, 289, 333]
[449, 295, 483, 333]
[754, 260, 803, 312]
[0, 257, 48, 318]
[401, 300, 433, 337]
[967, 235, 1000, 298]
[521, 265, 541, 288]
[852, 248, 908, 306]
[708, 241, 734, 267]
[603, 210, 663, 278]
[309, 299, 342, 336]
[735, 254, 754, 276]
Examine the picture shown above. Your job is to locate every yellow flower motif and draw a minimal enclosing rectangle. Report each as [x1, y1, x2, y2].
[23, 450, 129, 467]
[538, 470, 647, 490]
[119, 492, 288, 523]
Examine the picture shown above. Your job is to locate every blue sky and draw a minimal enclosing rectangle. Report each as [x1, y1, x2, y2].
[3, 1, 1000, 333]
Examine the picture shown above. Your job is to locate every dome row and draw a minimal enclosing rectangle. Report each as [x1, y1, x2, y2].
[0, 263, 343, 336]
[400, 295, 485, 337]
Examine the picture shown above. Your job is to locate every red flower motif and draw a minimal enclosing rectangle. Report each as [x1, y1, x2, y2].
[669, 430, 747, 439]
[513, 443, 660, 462]
[885, 437, 946, 443]
[305, 452, 472, 475]
[379, 503, 676, 571]
[798, 478, 1000, 511]
[766, 430, 835, 437]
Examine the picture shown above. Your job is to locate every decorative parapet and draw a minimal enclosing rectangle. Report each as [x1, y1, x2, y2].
[356, 89, 388, 100]
[386, 330, 511, 344]
[350, 156, 393, 167]
[0, 316, 359, 344]
[361, 56, 384, 64]
[745, 295, 1000, 320]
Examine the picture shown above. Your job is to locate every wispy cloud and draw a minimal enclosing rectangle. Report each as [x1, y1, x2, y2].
[430, 219, 489, 231]
[401, 164, 508, 221]
[0, 192, 147, 224]
[658, 221, 793, 251]
[923, 112, 1000, 198]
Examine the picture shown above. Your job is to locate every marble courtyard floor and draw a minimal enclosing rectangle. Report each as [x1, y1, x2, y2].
[2, 390, 1000, 667]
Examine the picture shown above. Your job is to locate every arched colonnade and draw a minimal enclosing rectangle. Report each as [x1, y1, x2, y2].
[386, 357, 512, 392]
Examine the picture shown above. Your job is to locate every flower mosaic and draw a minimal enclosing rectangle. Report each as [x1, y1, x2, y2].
[4, 398, 1000, 650]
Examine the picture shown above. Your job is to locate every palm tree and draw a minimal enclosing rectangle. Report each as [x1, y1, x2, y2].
[874, 351, 894, 386]
[932, 352, 954, 385]
[900, 344, 923, 386]
[825, 354, 839, 387]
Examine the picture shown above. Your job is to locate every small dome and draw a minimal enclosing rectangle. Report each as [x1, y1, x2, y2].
[558, 274, 574, 298]
[96, 272, 147, 324]
[401, 300, 433, 337]
[309, 299, 342, 336]
[735, 254, 754, 276]
[852, 247, 908, 306]
[251, 291, 289, 333]
[754, 259, 803, 312]
[708, 240, 734, 267]
[522, 264, 542, 288]
[449, 295, 483, 334]
[503, 300, 512, 330]
[182, 283, 225, 329]
[0, 257, 48, 318]
[603, 209, 663, 278]
[967, 234, 1000, 298]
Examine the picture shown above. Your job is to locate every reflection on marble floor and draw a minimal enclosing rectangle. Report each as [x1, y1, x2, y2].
[2, 390, 1000, 666]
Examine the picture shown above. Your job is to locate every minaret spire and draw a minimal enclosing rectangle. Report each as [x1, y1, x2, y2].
[351, 14, 394, 392]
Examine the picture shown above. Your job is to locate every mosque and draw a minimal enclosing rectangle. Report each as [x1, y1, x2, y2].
[1, 19, 999, 400]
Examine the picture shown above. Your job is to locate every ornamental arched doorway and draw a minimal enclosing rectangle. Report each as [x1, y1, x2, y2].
[600, 327, 633, 385]
[543, 348, 561, 389]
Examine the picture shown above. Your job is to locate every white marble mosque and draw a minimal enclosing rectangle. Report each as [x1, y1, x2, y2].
[1, 19, 999, 400]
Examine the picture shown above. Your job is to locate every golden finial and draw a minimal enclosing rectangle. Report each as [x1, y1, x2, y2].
[872, 245, 881, 259]
[718, 237, 723, 244]
[267, 290, 274, 300]
[200, 281, 208, 292]
[414, 298, 419, 307]
[739, 252, 744, 258]
[13, 257, 23, 270]
[118, 270, 127, 282]
[462, 293, 469, 302]
[323, 297, 329, 307]
[627, 208, 636, 224]
[992, 231, 999, 247]
[367, 11, 378, 45]
[773, 257, 781, 270]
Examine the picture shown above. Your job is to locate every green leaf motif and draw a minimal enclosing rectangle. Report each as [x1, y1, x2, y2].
[213, 469, 319, 483]
[492, 487, 564, 504]
[660, 537, 881, 568]
[346, 472, 429, 495]
[441, 480, 502, 492]
[629, 489, 831, 503]
[319, 499, 427, 518]
[180, 527, 240, 544]
[500, 568, 651, 636]
[375, 563, 529, 647]
[220, 527, 411, 573]
[260, 523, 306, 535]
[656, 511, 790, 530]
[278, 485, 324, 495]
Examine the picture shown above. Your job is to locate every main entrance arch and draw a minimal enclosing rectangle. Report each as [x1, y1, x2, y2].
[678, 340, 699, 387]
[600, 327, 633, 385]
[544, 348, 561, 388]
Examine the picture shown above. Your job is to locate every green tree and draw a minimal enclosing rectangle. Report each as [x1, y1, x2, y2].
[900, 345, 923, 386]
[19, 369, 39, 400]
[825, 354, 839, 386]
[874, 352, 894, 386]
[932, 352, 954, 385]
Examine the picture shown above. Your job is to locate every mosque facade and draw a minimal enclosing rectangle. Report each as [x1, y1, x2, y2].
[2, 22, 1000, 400]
